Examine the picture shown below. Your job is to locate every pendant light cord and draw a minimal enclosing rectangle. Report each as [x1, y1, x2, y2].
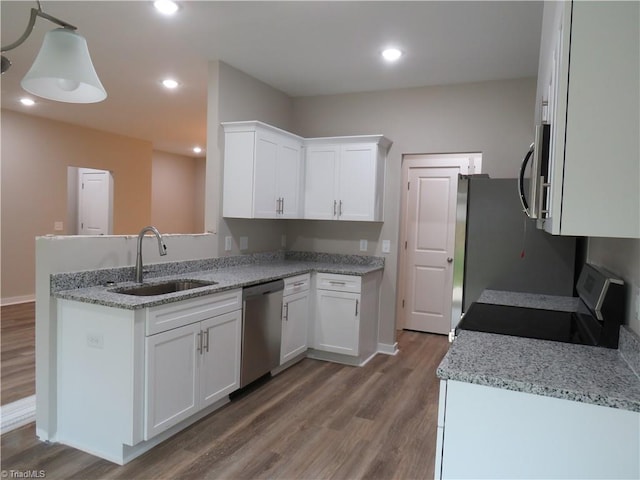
[1, 1, 77, 53]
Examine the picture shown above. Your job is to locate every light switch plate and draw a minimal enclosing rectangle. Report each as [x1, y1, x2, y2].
[224, 236, 232, 251]
[359, 239, 368, 252]
[239, 236, 248, 251]
[382, 240, 391, 253]
[54, 221, 63, 231]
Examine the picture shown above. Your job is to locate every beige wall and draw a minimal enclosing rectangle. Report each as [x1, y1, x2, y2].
[205, 61, 292, 255]
[151, 150, 205, 234]
[1, 111, 205, 303]
[588, 238, 640, 335]
[288, 78, 538, 344]
[0, 110, 153, 302]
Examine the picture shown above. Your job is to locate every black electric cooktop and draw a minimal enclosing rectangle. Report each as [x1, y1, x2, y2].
[457, 302, 602, 347]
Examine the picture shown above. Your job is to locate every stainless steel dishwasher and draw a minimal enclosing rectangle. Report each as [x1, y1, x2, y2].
[240, 279, 284, 387]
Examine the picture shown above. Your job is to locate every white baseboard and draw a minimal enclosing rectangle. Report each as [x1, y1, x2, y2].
[377, 342, 399, 356]
[1, 295, 35, 307]
[1, 395, 35, 434]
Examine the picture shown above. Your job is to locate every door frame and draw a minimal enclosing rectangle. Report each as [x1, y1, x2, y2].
[396, 153, 482, 330]
[76, 167, 114, 235]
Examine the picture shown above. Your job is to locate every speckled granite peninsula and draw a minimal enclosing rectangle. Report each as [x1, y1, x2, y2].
[51, 250, 384, 309]
[438, 290, 640, 413]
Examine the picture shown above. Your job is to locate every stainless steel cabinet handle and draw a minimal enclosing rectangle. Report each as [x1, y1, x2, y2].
[197, 331, 203, 354]
[339, 200, 343, 216]
[203, 329, 210, 353]
[281, 197, 284, 214]
[293, 281, 305, 287]
[283, 302, 289, 321]
[355, 299, 359, 316]
[329, 281, 346, 285]
[333, 200, 337, 216]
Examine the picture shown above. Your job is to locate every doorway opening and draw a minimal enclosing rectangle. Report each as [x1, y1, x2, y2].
[397, 153, 481, 334]
[67, 167, 114, 235]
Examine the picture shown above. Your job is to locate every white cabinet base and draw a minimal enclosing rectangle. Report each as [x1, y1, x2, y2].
[437, 380, 640, 479]
[58, 396, 229, 466]
[306, 348, 377, 367]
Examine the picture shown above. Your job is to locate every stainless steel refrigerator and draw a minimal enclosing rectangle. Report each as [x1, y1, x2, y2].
[451, 175, 577, 325]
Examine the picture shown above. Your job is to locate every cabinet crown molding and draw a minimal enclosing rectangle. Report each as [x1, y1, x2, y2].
[221, 120, 392, 150]
[221, 120, 304, 141]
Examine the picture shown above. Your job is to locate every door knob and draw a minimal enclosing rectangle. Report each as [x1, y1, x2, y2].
[447, 257, 453, 263]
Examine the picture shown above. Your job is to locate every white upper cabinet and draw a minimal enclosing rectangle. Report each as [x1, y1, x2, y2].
[222, 121, 392, 222]
[536, 1, 639, 238]
[222, 121, 303, 219]
[304, 136, 391, 222]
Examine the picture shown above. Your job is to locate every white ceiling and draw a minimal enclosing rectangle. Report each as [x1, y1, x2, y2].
[1, 1, 543, 157]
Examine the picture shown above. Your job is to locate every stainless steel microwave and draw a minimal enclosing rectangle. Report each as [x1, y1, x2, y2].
[518, 123, 551, 221]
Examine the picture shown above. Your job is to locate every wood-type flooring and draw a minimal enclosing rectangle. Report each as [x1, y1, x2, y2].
[1, 302, 36, 405]
[1, 329, 449, 480]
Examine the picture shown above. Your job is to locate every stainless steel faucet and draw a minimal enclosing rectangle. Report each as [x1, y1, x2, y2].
[135, 226, 167, 283]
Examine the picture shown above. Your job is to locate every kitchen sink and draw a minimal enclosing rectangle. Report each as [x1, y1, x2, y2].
[112, 280, 217, 296]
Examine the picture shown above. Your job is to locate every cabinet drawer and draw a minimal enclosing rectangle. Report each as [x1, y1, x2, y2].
[284, 273, 310, 296]
[316, 273, 361, 293]
[146, 289, 242, 336]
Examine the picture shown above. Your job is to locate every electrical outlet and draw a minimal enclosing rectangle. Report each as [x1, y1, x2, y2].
[86, 333, 104, 349]
[382, 240, 391, 253]
[239, 236, 248, 251]
[224, 236, 232, 251]
[54, 221, 63, 231]
[360, 239, 368, 252]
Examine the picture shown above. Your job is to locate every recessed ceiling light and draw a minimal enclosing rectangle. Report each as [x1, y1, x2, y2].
[161, 78, 179, 89]
[20, 97, 35, 106]
[382, 48, 403, 62]
[193, 146, 203, 154]
[154, 0, 179, 15]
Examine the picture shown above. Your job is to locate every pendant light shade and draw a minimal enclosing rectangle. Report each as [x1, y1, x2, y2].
[21, 28, 107, 103]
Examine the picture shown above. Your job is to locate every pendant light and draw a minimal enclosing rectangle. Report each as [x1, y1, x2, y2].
[1, 2, 107, 103]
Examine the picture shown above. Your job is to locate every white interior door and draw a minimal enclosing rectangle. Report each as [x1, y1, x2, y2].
[78, 168, 112, 235]
[404, 167, 459, 334]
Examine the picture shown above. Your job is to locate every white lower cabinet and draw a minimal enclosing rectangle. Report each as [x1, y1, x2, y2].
[314, 289, 360, 356]
[56, 289, 242, 465]
[436, 380, 640, 479]
[310, 272, 381, 365]
[280, 274, 310, 365]
[144, 309, 241, 440]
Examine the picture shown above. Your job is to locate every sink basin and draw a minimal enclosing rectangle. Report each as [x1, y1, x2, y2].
[113, 280, 217, 296]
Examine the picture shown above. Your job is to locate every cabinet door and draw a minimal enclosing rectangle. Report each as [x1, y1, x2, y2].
[281, 290, 309, 364]
[145, 323, 200, 440]
[277, 141, 302, 218]
[200, 310, 242, 408]
[338, 144, 378, 221]
[253, 131, 279, 218]
[304, 145, 339, 220]
[314, 290, 360, 356]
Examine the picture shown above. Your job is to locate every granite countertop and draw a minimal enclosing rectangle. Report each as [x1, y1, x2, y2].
[51, 251, 384, 310]
[438, 289, 640, 413]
